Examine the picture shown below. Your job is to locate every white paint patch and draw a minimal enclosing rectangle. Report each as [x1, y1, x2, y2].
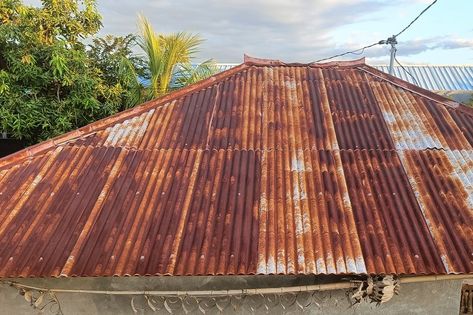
[293, 184, 307, 203]
[336, 257, 346, 273]
[400, 131, 440, 150]
[291, 152, 308, 202]
[294, 212, 304, 237]
[379, 100, 445, 150]
[113, 117, 138, 146]
[325, 253, 336, 274]
[103, 110, 155, 147]
[299, 189, 307, 201]
[285, 80, 296, 90]
[103, 125, 119, 146]
[441, 255, 451, 273]
[135, 109, 155, 140]
[291, 156, 305, 172]
[292, 185, 300, 202]
[290, 151, 311, 273]
[277, 256, 286, 274]
[383, 111, 396, 124]
[266, 256, 276, 274]
[330, 133, 340, 150]
[355, 256, 367, 273]
[259, 193, 268, 219]
[292, 179, 306, 270]
[257, 151, 268, 274]
[316, 258, 326, 274]
[446, 150, 473, 210]
[335, 156, 353, 210]
[256, 264, 266, 274]
[297, 248, 305, 270]
[31, 174, 43, 186]
[345, 257, 357, 273]
[302, 211, 311, 231]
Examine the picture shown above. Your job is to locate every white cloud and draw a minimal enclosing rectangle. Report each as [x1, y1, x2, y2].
[20, 0, 473, 64]
[96, 0, 393, 62]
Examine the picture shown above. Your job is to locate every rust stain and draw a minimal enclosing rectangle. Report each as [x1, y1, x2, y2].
[0, 58, 472, 277]
[166, 150, 204, 274]
[369, 77, 472, 150]
[60, 148, 127, 276]
[322, 68, 394, 150]
[398, 150, 473, 273]
[448, 108, 473, 148]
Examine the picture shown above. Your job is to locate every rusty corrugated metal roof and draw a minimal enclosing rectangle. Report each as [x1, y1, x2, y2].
[0, 56, 472, 278]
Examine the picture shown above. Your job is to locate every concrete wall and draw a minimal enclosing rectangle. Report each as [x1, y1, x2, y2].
[0, 276, 465, 315]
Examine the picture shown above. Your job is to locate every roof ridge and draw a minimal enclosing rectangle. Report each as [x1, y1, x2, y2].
[0, 63, 250, 169]
[359, 64, 473, 117]
[243, 54, 366, 67]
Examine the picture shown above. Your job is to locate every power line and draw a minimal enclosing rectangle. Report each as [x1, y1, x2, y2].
[395, 0, 438, 38]
[313, 0, 438, 64]
[314, 41, 382, 63]
[394, 52, 420, 86]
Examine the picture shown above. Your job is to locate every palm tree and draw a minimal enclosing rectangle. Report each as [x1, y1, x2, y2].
[137, 15, 218, 100]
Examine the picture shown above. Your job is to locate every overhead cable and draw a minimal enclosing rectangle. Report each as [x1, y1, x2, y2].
[314, 41, 383, 63]
[313, 0, 438, 63]
[395, 0, 438, 38]
[394, 52, 420, 86]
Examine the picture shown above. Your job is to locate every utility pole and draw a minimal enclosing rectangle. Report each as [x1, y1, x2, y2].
[379, 36, 398, 75]
[386, 36, 397, 75]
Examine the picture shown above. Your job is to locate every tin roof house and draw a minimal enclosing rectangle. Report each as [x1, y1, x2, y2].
[0, 56, 471, 314]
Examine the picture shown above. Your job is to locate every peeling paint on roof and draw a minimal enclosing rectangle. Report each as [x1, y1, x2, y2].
[0, 57, 472, 278]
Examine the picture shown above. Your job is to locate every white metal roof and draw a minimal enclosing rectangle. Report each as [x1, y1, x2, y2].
[373, 65, 473, 91]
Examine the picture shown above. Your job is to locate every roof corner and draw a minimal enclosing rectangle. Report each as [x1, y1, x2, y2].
[243, 54, 286, 66]
[310, 57, 366, 67]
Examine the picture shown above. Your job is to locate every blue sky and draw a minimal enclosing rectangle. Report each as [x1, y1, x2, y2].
[28, 0, 473, 64]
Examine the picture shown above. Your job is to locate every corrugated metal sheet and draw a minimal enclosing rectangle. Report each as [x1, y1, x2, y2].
[0, 57, 472, 278]
[374, 65, 473, 91]
[200, 63, 473, 92]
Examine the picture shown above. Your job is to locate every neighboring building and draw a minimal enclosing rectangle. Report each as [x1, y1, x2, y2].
[0, 56, 472, 314]
[374, 65, 473, 103]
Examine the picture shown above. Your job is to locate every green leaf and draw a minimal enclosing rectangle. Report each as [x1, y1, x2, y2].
[50, 52, 68, 78]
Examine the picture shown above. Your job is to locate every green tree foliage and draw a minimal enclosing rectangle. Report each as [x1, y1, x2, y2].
[0, 1, 217, 144]
[87, 34, 146, 110]
[0, 0, 143, 144]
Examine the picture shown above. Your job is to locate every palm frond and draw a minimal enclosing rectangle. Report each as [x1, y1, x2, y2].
[137, 15, 206, 99]
[138, 15, 164, 97]
[174, 59, 219, 89]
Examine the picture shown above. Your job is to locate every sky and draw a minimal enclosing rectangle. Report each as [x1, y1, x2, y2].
[29, 0, 473, 65]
